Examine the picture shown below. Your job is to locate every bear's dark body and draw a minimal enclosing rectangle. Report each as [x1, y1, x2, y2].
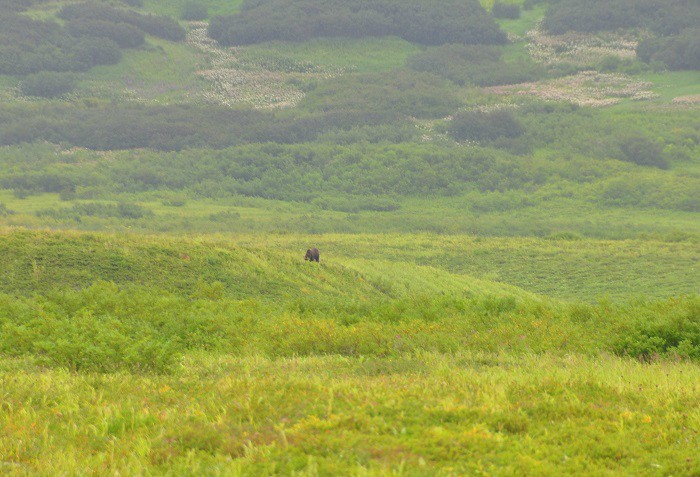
[304, 248, 320, 262]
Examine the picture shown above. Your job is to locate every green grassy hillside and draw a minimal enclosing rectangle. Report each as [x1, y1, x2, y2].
[0, 0, 699, 474]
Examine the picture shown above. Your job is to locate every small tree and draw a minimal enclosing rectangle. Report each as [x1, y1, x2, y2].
[20, 71, 76, 98]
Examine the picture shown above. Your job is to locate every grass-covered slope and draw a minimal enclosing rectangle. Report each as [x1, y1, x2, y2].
[0, 228, 698, 475]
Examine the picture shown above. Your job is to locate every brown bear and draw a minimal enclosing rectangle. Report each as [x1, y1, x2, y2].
[304, 248, 320, 262]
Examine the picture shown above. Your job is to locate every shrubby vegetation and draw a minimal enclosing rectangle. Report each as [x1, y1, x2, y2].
[407, 44, 546, 87]
[65, 19, 146, 48]
[543, 0, 700, 70]
[59, 3, 186, 42]
[209, 0, 507, 46]
[491, 2, 520, 19]
[449, 109, 524, 142]
[19, 71, 76, 98]
[181, 1, 208, 20]
[0, 12, 122, 74]
[637, 29, 700, 71]
[299, 70, 463, 119]
[0, 104, 401, 151]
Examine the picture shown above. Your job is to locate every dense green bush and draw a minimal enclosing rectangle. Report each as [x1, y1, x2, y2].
[209, 0, 506, 46]
[616, 135, 668, 169]
[492, 2, 520, 19]
[181, 1, 208, 20]
[36, 202, 154, 220]
[407, 44, 546, 86]
[20, 71, 76, 98]
[59, 2, 186, 41]
[614, 298, 700, 361]
[300, 70, 463, 119]
[65, 19, 146, 48]
[449, 109, 524, 142]
[637, 29, 700, 70]
[0, 11, 123, 74]
[0, 103, 401, 151]
[542, 0, 699, 35]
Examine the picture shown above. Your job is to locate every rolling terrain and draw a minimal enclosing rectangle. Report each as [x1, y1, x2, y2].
[0, 0, 698, 474]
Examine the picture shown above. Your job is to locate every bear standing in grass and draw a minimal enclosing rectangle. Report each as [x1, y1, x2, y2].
[304, 248, 320, 262]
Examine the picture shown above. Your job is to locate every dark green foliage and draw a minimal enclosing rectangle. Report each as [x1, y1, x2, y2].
[637, 29, 700, 70]
[542, 0, 700, 70]
[0, 104, 399, 151]
[542, 0, 699, 35]
[20, 71, 76, 98]
[0, 0, 38, 11]
[449, 109, 524, 142]
[300, 70, 463, 119]
[37, 202, 154, 220]
[0, 11, 122, 74]
[65, 19, 146, 48]
[616, 135, 668, 169]
[614, 298, 700, 361]
[0, 203, 14, 216]
[181, 1, 208, 20]
[492, 2, 520, 19]
[59, 2, 186, 42]
[407, 44, 546, 86]
[208, 0, 507, 46]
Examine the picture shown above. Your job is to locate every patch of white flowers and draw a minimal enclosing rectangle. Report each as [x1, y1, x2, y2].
[485, 71, 658, 107]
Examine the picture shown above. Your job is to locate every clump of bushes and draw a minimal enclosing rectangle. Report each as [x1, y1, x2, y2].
[492, 2, 520, 19]
[65, 19, 146, 48]
[449, 109, 524, 142]
[407, 44, 546, 87]
[616, 135, 668, 169]
[208, 0, 507, 46]
[20, 71, 76, 98]
[637, 29, 700, 71]
[181, 1, 208, 21]
[613, 298, 700, 362]
[59, 2, 186, 41]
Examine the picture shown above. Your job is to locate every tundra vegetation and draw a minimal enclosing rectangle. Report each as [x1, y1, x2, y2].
[0, 0, 698, 474]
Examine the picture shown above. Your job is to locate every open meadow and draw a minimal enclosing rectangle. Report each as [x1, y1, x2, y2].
[0, 0, 699, 474]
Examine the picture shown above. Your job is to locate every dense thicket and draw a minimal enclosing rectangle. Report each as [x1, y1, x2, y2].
[491, 2, 520, 19]
[19, 71, 76, 97]
[59, 2, 186, 42]
[0, 104, 401, 151]
[542, 0, 699, 35]
[542, 0, 700, 70]
[637, 29, 700, 70]
[0, 12, 122, 74]
[300, 70, 463, 119]
[407, 44, 546, 87]
[208, 0, 506, 46]
[65, 19, 146, 48]
[449, 109, 525, 142]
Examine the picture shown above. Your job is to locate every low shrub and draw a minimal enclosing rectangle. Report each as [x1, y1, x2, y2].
[492, 2, 520, 19]
[20, 71, 76, 98]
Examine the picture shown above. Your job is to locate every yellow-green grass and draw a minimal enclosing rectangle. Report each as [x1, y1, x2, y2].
[1, 353, 698, 475]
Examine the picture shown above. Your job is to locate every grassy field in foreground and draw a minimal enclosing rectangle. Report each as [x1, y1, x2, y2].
[0, 229, 697, 474]
[1, 354, 698, 475]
